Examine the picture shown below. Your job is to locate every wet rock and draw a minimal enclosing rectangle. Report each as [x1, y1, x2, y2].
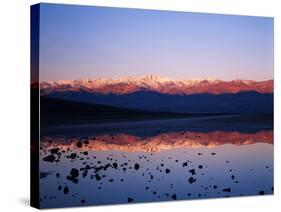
[76, 141, 83, 148]
[56, 173, 60, 178]
[198, 165, 203, 169]
[95, 174, 101, 181]
[43, 155, 56, 162]
[165, 168, 170, 174]
[58, 185, 62, 191]
[188, 177, 196, 184]
[50, 148, 60, 154]
[211, 152, 216, 155]
[222, 188, 231, 192]
[112, 162, 118, 169]
[63, 186, 69, 194]
[109, 179, 114, 182]
[171, 194, 177, 200]
[134, 163, 140, 170]
[70, 153, 77, 159]
[213, 185, 218, 189]
[128, 198, 133, 202]
[259, 191, 265, 195]
[70, 168, 79, 178]
[81, 200, 85, 204]
[189, 169, 196, 175]
[182, 162, 188, 167]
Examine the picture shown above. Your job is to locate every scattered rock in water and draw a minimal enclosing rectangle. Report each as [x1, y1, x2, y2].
[76, 141, 83, 148]
[57, 185, 62, 191]
[128, 198, 133, 202]
[197, 153, 203, 156]
[50, 148, 60, 154]
[171, 194, 177, 200]
[231, 175, 235, 180]
[222, 188, 231, 192]
[211, 152, 216, 155]
[63, 186, 69, 194]
[81, 199, 85, 204]
[67, 168, 79, 183]
[134, 163, 140, 170]
[70, 153, 77, 159]
[259, 191, 265, 195]
[165, 168, 170, 174]
[189, 169, 196, 175]
[56, 173, 60, 178]
[112, 162, 118, 169]
[198, 165, 203, 169]
[95, 174, 101, 181]
[43, 155, 56, 162]
[182, 162, 188, 167]
[109, 179, 114, 182]
[188, 177, 196, 184]
[213, 185, 218, 189]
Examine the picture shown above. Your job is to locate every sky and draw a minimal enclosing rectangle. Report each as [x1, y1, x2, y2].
[39, 3, 274, 81]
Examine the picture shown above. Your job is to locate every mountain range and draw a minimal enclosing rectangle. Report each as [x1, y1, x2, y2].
[40, 75, 273, 114]
[40, 74, 273, 95]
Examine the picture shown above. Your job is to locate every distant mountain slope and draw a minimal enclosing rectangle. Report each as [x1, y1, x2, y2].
[40, 74, 273, 95]
[40, 97, 218, 127]
[45, 90, 273, 114]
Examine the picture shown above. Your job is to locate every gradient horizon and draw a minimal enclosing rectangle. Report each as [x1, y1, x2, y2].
[39, 3, 274, 82]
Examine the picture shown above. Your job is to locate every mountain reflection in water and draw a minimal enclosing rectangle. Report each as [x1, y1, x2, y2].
[39, 128, 273, 208]
[41, 130, 273, 153]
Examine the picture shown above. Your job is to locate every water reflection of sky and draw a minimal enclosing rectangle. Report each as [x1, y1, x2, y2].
[39, 130, 273, 208]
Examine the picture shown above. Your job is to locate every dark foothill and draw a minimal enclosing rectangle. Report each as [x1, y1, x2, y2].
[43, 155, 56, 162]
[171, 194, 177, 200]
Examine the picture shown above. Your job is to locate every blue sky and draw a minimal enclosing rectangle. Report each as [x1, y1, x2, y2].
[39, 3, 274, 81]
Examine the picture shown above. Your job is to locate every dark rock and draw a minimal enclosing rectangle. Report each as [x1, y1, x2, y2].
[259, 191, 265, 195]
[171, 194, 177, 200]
[188, 177, 196, 184]
[222, 188, 231, 192]
[63, 186, 69, 194]
[43, 155, 56, 162]
[128, 198, 133, 202]
[76, 141, 83, 148]
[134, 163, 140, 170]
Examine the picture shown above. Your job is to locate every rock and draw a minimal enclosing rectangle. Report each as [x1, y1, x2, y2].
[171, 194, 177, 200]
[134, 163, 140, 170]
[63, 186, 69, 194]
[76, 141, 83, 148]
[128, 198, 133, 202]
[43, 155, 56, 162]
[222, 188, 231, 192]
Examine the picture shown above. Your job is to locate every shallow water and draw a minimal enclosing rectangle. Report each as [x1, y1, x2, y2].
[39, 117, 273, 208]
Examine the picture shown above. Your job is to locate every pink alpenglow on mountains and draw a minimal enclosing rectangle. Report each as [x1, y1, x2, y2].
[40, 75, 273, 95]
